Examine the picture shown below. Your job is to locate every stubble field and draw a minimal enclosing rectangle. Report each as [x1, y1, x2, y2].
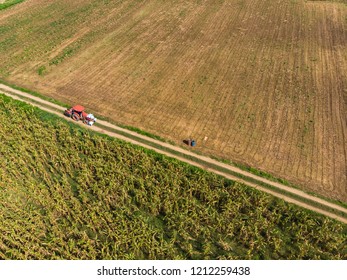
[0, 0, 346, 201]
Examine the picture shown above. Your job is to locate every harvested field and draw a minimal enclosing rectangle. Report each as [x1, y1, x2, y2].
[0, 0, 346, 202]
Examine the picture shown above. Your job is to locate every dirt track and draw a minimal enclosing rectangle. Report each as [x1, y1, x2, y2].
[1, 83, 346, 224]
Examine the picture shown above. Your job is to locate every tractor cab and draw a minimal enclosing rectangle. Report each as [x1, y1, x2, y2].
[64, 105, 97, 126]
[64, 105, 85, 121]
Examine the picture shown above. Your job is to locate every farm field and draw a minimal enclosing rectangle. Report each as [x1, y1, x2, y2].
[0, 94, 346, 259]
[0, 0, 346, 203]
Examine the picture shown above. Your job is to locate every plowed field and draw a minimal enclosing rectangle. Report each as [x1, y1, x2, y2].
[0, 0, 346, 201]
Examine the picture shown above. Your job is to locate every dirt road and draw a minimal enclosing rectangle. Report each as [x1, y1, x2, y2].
[1, 83, 347, 224]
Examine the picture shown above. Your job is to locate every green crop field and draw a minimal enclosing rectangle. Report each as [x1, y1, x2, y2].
[0, 94, 346, 260]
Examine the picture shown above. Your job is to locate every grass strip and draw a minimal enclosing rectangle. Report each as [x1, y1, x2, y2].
[0, 79, 70, 108]
[0, 0, 25, 11]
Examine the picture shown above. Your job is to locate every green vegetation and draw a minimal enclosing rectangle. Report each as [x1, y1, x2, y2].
[0, 94, 346, 260]
[0, 79, 70, 108]
[37, 65, 46, 76]
[0, 0, 25, 11]
[49, 43, 82, 66]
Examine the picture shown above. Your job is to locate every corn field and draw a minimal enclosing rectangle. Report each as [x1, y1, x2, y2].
[0, 94, 346, 260]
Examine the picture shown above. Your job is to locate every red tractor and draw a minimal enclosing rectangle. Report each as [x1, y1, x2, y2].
[64, 105, 97, 126]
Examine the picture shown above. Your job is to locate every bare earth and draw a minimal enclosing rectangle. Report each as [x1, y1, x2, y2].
[1, 83, 347, 224]
[0, 0, 346, 202]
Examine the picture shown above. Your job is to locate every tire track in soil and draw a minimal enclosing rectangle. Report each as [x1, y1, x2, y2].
[329, 6, 347, 195]
[287, 6, 306, 186]
[302, 6, 326, 194]
[246, 1, 287, 173]
[302, 6, 318, 186]
[166, 3, 228, 139]
[313, 3, 345, 196]
[182, 2, 236, 150]
[321, 11, 334, 193]
[182, 2, 245, 154]
[132, 2, 226, 140]
[281, 3, 302, 183]
[242, 1, 279, 164]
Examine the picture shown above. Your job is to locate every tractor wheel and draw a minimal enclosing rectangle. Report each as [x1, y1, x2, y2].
[72, 112, 80, 121]
[64, 109, 72, 117]
[83, 118, 89, 125]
